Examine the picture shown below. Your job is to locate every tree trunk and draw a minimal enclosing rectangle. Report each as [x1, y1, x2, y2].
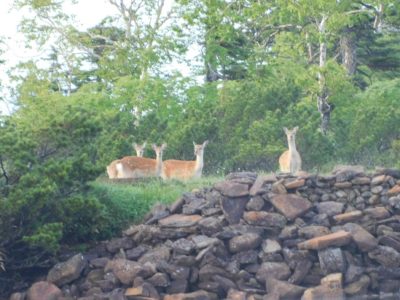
[340, 28, 357, 75]
[317, 15, 332, 135]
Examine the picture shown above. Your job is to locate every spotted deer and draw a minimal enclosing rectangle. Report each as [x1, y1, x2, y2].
[279, 127, 302, 174]
[106, 142, 147, 179]
[115, 143, 167, 179]
[162, 141, 208, 181]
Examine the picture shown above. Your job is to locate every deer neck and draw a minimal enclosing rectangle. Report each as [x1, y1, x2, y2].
[288, 138, 298, 154]
[155, 153, 163, 175]
[194, 152, 204, 175]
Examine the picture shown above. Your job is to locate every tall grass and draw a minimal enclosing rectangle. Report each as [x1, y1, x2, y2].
[89, 176, 222, 237]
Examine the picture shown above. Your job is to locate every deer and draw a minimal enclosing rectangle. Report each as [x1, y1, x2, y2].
[115, 143, 167, 179]
[133, 142, 146, 157]
[162, 140, 208, 181]
[279, 127, 302, 174]
[106, 142, 147, 179]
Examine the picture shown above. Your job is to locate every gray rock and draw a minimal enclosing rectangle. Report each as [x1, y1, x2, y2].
[228, 233, 262, 253]
[318, 247, 346, 275]
[214, 181, 249, 198]
[220, 196, 249, 225]
[47, 253, 87, 286]
[316, 201, 344, 216]
[26, 281, 62, 300]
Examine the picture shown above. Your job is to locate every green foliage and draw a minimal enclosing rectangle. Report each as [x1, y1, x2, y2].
[22, 223, 63, 254]
[89, 176, 222, 237]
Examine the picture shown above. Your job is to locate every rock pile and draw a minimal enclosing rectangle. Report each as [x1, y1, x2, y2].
[10, 166, 400, 300]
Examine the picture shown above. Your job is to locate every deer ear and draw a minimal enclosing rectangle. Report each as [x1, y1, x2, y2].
[133, 142, 138, 148]
[162, 143, 167, 149]
[193, 141, 196, 146]
[293, 126, 299, 132]
[152, 144, 157, 150]
[203, 140, 209, 147]
[283, 127, 289, 134]
[142, 142, 147, 148]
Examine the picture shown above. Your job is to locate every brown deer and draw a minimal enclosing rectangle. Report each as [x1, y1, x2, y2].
[115, 143, 167, 179]
[106, 142, 147, 179]
[162, 141, 208, 181]
[279, 127, 302, 174]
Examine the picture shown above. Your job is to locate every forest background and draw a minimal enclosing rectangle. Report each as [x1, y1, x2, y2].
[0, 0, 399, 295]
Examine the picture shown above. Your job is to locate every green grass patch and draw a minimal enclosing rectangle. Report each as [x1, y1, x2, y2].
[88, 176, 222, 238]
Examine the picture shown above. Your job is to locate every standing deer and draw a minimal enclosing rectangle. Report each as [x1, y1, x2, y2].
[133, 142, 146, 157]
[162, 141, 209, 181]
[279, 127, 302, 174]
[115, 143, 167, 179]
[106, 142, 147, 179]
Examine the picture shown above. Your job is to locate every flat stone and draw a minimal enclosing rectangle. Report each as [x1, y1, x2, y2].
[147, 272, 170, 287]
[199, 264, 230, 282]
[125, 283, 159, 299]
[167, 280, 189, 294]
[255, 262, 291, 282]
[297, 230, 352, 250]
[371, 185, 383, 194]
[284, 179, 306, 189]
[351, 177, 371, 185]
[298, 226, 331, 239]
[371, 174, 389, 185]
[198, 217, 223, 236]
[271, 181, 287, 194]
[262, 239, 282, 254]
[270, 194, 312, 220]
[388, 185, 400, 196]
[214, 181, 249, 198]
[318, 247, 346, 275]
[344, 275, 370, 296]
[228, 233, 262, 253]
[246, 196, 265, 211]
[334, 181, 352, 189]
[266, 278, 305, 299]
[316, 201, 344, 217]
[321, 273, 343, 289]
[288, 259, 313, 284]
[158, 214, 202, 227]
[343, 223, 378, 252]
[333, 211, 363, 224]
[163, 290, 217, 300]
[226, 289, 246, 300]
[172, 238, 196, 255]
[190, 235, 219, 249]
[379, 234, 400, 252]
[243, 211, 286, 228]
[106, 237, 135, 253]
[364, 207, 390, 219]
[334, 165, 364, 182]
[138, 246, 170, 264]
[47, 253, 87, 286]
[302, 285, 344, 300]
[157, 261, 190, 280]
[105, 259, 147, 285]
[368, 245, 400, 267]
[249, 174, 277, 196]
[26, 281, 62, 300]
[220, 197, 249, 225]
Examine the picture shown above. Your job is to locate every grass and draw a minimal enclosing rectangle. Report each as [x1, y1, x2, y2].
[88, 176, 223, 236]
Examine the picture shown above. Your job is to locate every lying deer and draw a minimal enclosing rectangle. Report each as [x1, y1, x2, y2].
[106, 142, 146, 179]
[115, 143, 166, 179]
[162, 141, 208, 181]
[279, 127, 302, 174]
